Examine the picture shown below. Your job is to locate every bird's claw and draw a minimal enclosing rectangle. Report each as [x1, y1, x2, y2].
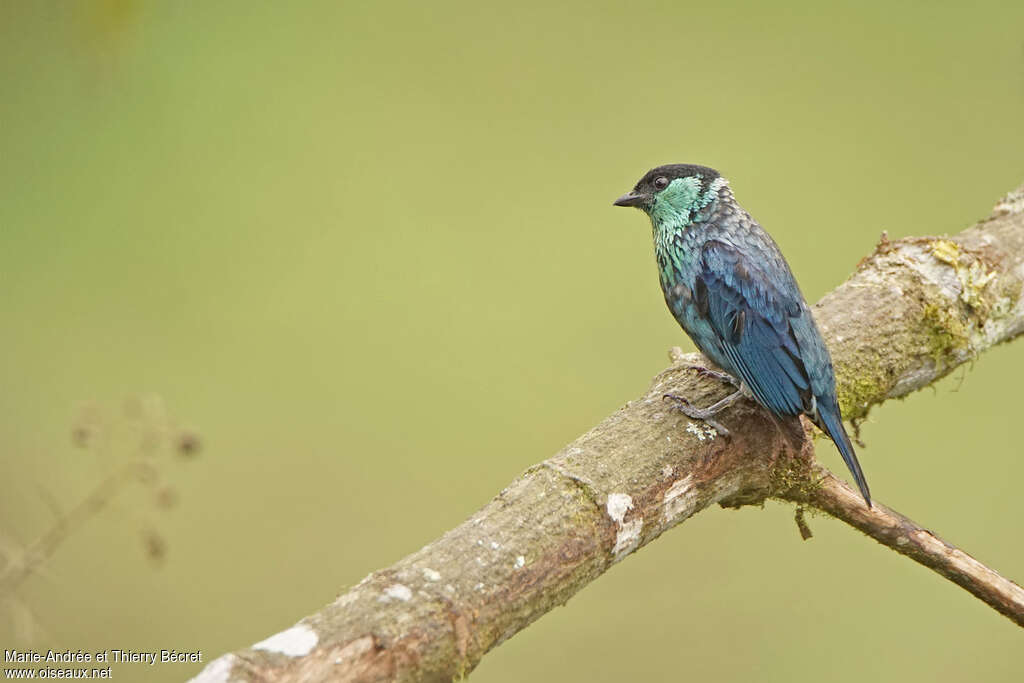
[662, 393, 731, 437]
[684, 365, 740, 388]
[663, 393, 692, 408]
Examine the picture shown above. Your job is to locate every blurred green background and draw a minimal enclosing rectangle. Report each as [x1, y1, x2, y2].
[2, 1, 1023, 681]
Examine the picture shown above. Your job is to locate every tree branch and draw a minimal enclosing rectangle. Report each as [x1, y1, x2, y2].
[780, 466, 1024, 625]
[190, 184, 1024, 683]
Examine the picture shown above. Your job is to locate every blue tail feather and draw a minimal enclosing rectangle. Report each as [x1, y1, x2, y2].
[817, 404, 871, 507]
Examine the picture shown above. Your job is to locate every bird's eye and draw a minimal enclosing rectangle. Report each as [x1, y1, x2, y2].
[653, 176, 669, 190]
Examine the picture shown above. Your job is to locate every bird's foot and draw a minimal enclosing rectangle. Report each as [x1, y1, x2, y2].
[663, 393, 732, 437]
[684, 365, 741, 388]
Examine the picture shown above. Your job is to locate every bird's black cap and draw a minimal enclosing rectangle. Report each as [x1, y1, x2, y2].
[634, 164, 720, 190]
[614, 164, 721, 207]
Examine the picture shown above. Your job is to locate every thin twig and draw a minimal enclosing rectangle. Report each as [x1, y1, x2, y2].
[782, 467, 1024, 626]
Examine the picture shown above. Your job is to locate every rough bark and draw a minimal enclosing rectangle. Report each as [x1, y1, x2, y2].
[191, 184, 1024, 683]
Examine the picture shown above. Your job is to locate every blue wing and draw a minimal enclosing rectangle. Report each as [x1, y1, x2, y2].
[694, 240, 811, 417]
[693, 239, 871, 505]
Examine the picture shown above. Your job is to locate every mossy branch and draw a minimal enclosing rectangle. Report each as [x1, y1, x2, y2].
[190, 184, 1024, 683]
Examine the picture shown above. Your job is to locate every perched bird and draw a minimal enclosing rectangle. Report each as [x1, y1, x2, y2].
[614, 164, 871, 506]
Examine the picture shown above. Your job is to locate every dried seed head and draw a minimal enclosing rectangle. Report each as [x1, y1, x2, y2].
[142, 529, 167, 564]
[176, 431, 201, 458]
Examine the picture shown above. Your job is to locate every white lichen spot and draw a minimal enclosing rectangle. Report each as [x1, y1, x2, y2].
[422, 567, 441, 582]
[896, 536, 909, 546]
[490, 541, 500, 550]
[514, 555, 525, 569]
[662, 475, 697, 525]
[685, 422, 717, 441]
[606, 493, 642, 560]
[606, 493, 633, 524]
[188, 654, 239, 683]
[662, 465, 674, 479]
[252, 623, 318, 657]
[379, 583, 412, 602]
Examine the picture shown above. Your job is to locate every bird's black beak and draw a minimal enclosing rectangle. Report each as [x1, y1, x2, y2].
[613, 191, 647, 208]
